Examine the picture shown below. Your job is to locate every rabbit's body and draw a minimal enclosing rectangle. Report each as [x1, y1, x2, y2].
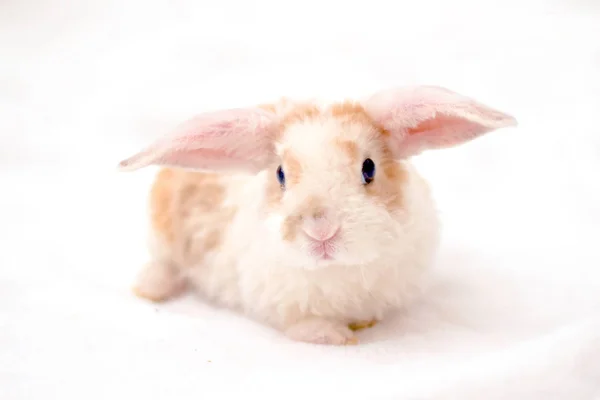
[121, 86, 516, 344]
[140, 158, 439, 335]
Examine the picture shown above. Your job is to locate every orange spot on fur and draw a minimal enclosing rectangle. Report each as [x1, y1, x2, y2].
[281, 214, 302, 242]
[329, 101, 377, 128]
[203, 230, 222, 251]
[179, 174, 226, 216]
[259, 97, 406, 226]
[264, 150, 303, 213]
[365, 146, 406, 212]
[265, 165, 284, 208]
[299, 195, 323, 218]
[280, 195, 324, 242]
[149, 168, 236, 267]
[281, 149, 303, 185]
[258, 97, 291, 114]
[335, 139, 359, 162]
[327, 101, 405, 211]
[150, 168, 178, 244]
[281, 104, 321, 128]
[258, 103, 277, 114]
[264, 154, 307, 242]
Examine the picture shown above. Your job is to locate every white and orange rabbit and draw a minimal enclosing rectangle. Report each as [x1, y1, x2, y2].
[118, 86, 516, 345]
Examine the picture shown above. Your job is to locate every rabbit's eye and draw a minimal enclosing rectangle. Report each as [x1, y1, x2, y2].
[276, 165, 286, 188]
[361, 158, 375, 185]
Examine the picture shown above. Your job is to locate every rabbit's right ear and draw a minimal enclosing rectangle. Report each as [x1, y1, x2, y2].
[117, 107, 279, 173]
[363, 86, 517, 159]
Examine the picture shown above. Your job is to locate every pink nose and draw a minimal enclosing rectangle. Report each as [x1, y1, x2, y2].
[300, 205, 340, 243]
[303, 224, 340, 243]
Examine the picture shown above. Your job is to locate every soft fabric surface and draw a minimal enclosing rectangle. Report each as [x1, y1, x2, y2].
[2, 1, 600, 399]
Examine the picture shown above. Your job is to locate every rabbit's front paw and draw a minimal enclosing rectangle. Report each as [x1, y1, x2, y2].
[132, 262, 186, 302]
[285, 317, 358, 345]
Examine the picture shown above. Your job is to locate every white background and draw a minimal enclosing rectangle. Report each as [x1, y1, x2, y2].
[1, 0, 600, 399]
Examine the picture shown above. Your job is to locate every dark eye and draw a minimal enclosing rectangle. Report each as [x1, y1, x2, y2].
[276, 165, 286, 187]
[361, 158, 375, 184]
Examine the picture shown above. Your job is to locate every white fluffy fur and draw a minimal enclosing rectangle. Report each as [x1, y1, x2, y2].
[138, 122, 438, 345]
[126, 87, 516, 345]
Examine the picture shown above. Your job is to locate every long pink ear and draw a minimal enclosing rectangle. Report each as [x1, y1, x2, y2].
[363, 86, 517, 159]
[117, 107, 278, 173]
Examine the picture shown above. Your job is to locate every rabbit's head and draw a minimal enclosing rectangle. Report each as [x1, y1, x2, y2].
[119, 86, 516, 269]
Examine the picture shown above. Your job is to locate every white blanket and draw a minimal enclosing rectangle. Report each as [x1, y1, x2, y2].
[2, 1, 600, 399]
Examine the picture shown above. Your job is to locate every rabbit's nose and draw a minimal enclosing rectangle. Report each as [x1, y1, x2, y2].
[302, 208, 340, 243]
[303, 224, 340, 243]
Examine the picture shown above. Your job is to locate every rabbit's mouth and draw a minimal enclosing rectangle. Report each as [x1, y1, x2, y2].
[312, 250, 335, 261]
[306, 234, 339, 261]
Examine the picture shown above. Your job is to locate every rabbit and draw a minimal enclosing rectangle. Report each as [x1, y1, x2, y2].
[117, 85, 517, 345]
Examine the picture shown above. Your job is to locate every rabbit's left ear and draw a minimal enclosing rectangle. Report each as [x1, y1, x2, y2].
[363, 86, 517, 159]
[117, 107, 279, 173]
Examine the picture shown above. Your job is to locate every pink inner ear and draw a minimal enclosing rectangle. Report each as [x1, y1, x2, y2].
[117, 107, 278, 173]
[399, 114, 498, 157]
[364, 86, 517, 159]
[120, 147, 259, 172]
